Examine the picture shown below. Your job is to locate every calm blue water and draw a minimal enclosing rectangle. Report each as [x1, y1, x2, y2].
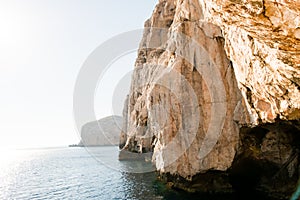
[0, 146, 284, 200]
[0, 146, 162, 200]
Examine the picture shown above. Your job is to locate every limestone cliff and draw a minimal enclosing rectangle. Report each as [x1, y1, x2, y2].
[199, 0, 300, 125]
[81, 115, 122, 146]
[120, 0, 300, 198]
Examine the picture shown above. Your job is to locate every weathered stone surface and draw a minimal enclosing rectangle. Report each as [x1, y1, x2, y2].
[121, 0, 242, 178]
[198, 0, 300, 125]
[229, 121, 300, 198]
[80, 115, 122, 146]
[119, 0, 300, 198]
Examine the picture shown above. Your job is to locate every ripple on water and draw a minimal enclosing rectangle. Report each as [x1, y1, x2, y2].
[0, 146, 265, 200]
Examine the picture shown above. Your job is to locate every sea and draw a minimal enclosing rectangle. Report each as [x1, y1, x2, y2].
[0, 146, 296, 200]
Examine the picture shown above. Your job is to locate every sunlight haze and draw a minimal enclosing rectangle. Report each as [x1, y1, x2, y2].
[0, 0, 157, 148]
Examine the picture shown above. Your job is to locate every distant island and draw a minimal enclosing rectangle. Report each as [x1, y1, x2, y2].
[70, 115, 122, 147]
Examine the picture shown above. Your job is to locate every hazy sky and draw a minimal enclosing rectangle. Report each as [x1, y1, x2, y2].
[0, 0, 157, 148]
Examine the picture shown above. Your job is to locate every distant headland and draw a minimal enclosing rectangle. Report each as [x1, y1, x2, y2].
[70, 115, 122, 147]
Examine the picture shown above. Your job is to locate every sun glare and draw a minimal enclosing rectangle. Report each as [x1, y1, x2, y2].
[0, 2, 35, 72]
[0, 148, 19, 167]
[0, 147, 36, 170]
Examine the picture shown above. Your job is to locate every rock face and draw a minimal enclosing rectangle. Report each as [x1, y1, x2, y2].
[120, 0, 300, 198]
[81, 115, 122, 146]
[199, 0, 300, 125]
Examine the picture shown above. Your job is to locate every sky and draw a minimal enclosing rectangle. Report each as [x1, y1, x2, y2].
[0, 0, 157, 148]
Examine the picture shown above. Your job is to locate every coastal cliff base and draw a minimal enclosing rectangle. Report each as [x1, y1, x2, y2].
[158, 120, 300, 199]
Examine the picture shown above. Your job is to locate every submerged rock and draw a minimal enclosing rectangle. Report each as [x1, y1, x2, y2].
[119, 0, 300, 198]
[119, 149, 153, 161]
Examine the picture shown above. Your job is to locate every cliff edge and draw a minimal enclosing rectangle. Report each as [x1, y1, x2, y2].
[119, 0, 300, 198]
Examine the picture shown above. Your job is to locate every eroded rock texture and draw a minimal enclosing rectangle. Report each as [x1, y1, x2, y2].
[199, 0, 300, 125]
[120, 0, 241, 177]
[120, 0, 300, 198]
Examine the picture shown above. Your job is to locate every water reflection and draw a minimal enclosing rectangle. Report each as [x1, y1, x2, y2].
[120, 171, 241, 200]
[121, 172, 163, 200]
[84, 146, 285, 200]
[291, 179, 300, 200]
[85, 146, 156, 173]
